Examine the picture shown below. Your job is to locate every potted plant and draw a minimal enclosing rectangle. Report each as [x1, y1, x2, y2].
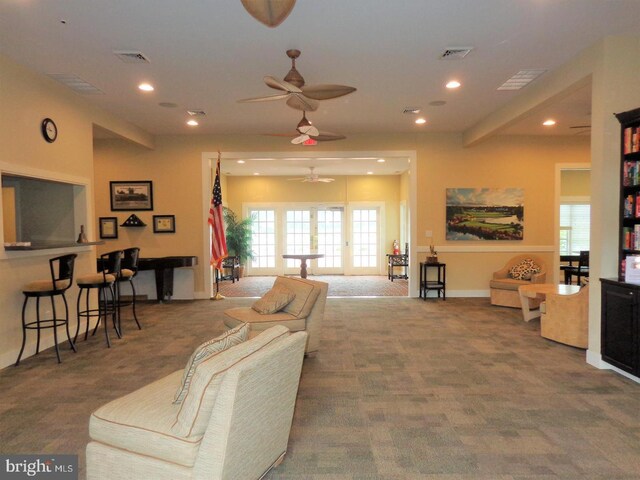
[223, 207, 254, 276]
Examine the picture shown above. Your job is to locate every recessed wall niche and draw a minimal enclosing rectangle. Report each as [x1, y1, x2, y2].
[2, 174, 86, 245]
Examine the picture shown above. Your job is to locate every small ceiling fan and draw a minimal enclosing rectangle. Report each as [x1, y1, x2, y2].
[287, 166, 335, 183]
[291, 112, 346, 144]
[238, 49, 357, 112]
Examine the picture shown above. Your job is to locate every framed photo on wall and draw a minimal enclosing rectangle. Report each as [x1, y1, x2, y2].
[99, 217, 118, 239]
[153, 215, 175, 233]
[110, 181, 153, 211]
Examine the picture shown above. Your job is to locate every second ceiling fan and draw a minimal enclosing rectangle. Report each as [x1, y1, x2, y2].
[238, 49, 357, 112]
[291, 112, 346, 144]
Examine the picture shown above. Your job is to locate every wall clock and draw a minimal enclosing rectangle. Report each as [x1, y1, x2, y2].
[41, 118, 57, 143]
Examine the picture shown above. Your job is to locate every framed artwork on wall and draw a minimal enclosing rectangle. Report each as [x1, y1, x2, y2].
[110, 181, 153, 211]
[99, 217, 118, 239]
[153, 215, 175, 233]
[446, 188, 524, 240]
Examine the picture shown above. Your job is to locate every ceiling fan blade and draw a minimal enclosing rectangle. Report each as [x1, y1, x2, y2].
[237, 93, 291, 103]
[240, 0, 296, 28]
[301, 84, 357, 100]
[291, 133, 309, 144]
[313, 130, 346, 142]
[317, 178, 335, 183]
[286, 94, 319, 112]
[286, 177, 306, 181]
[298, 125, 320, 137]
[264, 75, 302, 93]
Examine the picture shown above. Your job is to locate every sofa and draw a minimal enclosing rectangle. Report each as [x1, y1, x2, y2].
[86, 326, 307, 480]
[490, 254, 547, 308]
[224, 276, 328, 355]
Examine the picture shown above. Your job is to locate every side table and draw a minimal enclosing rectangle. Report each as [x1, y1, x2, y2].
[420, 262, 446, 300]
[387, 254, 408, 281]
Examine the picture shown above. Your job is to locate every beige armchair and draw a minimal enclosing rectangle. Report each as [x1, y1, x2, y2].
[490, 254, 547, 308]
[224, 276, 328, 355]
[540, 285, 588, 348]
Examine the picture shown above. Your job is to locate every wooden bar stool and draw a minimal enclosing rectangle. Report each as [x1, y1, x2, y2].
[15, 254, 78, 365]
[76, 250, 122, 348]
[116, 247, 142, 334]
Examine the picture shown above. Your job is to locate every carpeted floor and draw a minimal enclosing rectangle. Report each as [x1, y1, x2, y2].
[217, 275, 408, 297]
[0, 297, 639, 479]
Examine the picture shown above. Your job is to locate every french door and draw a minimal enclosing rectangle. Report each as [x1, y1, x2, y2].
[283, 206, 345, 275]
[349, 206, 381, 274]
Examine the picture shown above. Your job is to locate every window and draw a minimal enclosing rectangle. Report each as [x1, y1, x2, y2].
[560, 203, 590, 255]
[250, 209, 276, 268]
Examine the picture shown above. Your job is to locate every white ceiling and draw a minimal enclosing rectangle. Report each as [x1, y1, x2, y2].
[1, 1, 635, 151]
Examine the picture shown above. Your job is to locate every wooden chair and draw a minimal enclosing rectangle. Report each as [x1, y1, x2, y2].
[541, 285, 589, 348]
[563, 250, 589, 285]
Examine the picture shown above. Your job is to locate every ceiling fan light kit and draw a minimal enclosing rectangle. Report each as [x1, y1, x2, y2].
[240, 0, 296, 28]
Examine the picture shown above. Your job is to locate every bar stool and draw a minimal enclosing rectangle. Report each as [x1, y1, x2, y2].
[76, 250, 122, 348]
[15, 254, 78, 365]
[116, 247, 142, 333]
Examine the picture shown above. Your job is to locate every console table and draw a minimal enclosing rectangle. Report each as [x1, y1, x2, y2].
[420, 262, 446, 300]
[282, 254, 324, 279]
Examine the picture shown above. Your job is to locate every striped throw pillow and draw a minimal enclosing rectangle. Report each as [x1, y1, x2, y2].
[173, 323, 249, 404]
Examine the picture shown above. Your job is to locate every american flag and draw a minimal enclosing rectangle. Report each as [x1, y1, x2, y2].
[209, 157, 227, 268]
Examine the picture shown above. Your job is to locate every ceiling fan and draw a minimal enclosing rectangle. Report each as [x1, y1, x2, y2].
[238, 49, 357, 112]
[290, 112, 346, 144]
[287, 166, 335, 183]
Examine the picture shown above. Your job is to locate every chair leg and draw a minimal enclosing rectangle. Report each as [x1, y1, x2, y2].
[62, 294, 76, 352]
[99, 287, 111, 348]
[35, 297, 41, 355]
[130, 280, 142, 330]
[15, 296, 29, 366]
[51, 296, 61, 363]
[111, 285, 122, 339]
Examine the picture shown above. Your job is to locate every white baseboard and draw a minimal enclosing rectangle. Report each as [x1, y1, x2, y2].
[586, 349, 640, 384]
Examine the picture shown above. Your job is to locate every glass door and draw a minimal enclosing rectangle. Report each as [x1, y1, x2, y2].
[316, 207, 344, 274]
[284, 209, 312, 275]
[350, 207, 380, 274]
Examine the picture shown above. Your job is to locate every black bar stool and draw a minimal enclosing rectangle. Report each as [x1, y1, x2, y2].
[76, 250, 122, 348]
[116, 247, 142, 333]
[15, 254, 78, 365]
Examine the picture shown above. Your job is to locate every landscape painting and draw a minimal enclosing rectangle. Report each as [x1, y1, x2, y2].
[446, 188, 524, 240]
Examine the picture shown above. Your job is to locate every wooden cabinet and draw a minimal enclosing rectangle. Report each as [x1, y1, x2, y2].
[601, 279, 640, 375]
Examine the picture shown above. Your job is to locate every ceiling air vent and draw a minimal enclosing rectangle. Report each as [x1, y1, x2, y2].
[47, 74, 104, 95]
[402, 107, 421, 115]
[497, 69, 547, 91]
[113, 51, 151, 64]
[187, 109, 206, 117]
[439, 47, 473, 60]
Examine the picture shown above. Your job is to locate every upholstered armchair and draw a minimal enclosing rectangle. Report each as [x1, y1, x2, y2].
[490, 254, 547, 308]
[540, 285, 588, 348]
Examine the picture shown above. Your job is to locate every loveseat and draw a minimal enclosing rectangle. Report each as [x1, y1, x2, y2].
[490, 254, 547, 308]
[86, 326, 307, 480]
[224, 276, 328, 355]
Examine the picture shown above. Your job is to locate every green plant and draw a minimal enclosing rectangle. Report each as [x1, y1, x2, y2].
[223, 207, 255, 264]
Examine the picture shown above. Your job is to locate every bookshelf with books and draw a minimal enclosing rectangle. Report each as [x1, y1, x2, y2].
[601, 107, 640, 378]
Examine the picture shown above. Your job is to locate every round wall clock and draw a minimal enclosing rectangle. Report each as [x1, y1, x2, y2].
[41, 118, 57, 143]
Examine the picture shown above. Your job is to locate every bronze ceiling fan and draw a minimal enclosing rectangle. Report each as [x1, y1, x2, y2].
[264, 112, 346, 144]
[238, 49, 357, 112]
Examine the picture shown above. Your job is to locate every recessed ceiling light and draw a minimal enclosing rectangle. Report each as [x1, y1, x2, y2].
[543, 119, 556, 126]
[367, 171, 373, 175]
[377, 159, 385, 163]
[446, 80, 461, 89]
[237, 160, 246, 164]
[138, 83, 154, 92]
[253, 172, 260, 176]
[415, 118, 427, 125]
[186, 119, 198, 126]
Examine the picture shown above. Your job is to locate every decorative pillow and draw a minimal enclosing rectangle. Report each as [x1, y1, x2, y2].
[173, 323, 249, 404]
[509, 258, 541, 280]
[252, 285, 296, 314]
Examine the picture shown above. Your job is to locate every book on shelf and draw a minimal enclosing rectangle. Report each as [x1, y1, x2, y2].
[625, 127, 633, 154]
[625, 194, 634, 217]
[634, 127, 640, 153]
[623, 160, 639, 186]
[635, 224, 640, 250]
[623, 227, 634, 249]
[625, 255, 640, 284]
[636, 193, 640, 217]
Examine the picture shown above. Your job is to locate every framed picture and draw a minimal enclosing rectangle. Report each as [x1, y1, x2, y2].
[110, 181, 153, 211]
[99, 217, 118, 239]
[153, 215, 175, 233]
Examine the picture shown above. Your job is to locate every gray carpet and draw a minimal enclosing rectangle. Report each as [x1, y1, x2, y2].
[0, 297, 639, 479]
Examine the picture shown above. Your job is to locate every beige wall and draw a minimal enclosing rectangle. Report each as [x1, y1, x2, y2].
[561, 169, 591, 197]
